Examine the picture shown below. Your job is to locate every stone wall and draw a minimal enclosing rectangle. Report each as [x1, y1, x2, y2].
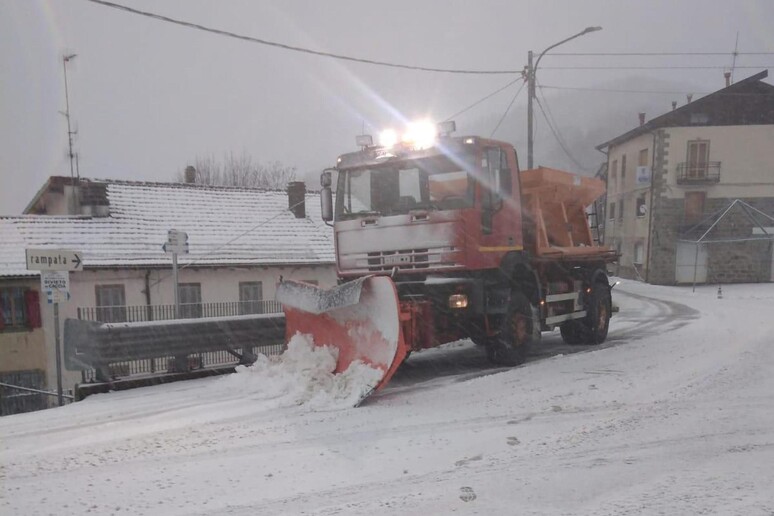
[649, 194, 774, 284]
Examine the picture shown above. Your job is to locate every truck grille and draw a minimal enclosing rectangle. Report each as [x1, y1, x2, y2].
[368, 249, 428, 271]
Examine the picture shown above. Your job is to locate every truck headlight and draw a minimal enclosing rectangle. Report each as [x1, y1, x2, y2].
[448, 294, 468, 309]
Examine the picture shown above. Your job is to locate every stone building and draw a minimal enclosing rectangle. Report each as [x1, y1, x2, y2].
[596, 70, 774, 285]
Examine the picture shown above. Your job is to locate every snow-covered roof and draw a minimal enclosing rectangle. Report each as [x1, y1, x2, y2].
[0, 179, 334, 277]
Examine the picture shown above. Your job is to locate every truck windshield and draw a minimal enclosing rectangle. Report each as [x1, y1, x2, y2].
[336, 153, 475, 220]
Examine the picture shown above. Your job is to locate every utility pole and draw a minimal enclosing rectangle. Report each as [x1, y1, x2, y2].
[62, 54, 78, 213]
[527, 50, 534, 170]
[526, 27, 602, 169]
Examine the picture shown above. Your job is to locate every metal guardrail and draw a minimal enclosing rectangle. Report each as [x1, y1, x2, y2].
[0, 381, 74, 400]
[77, 299, 283, 323]
[70, 300, 286, 384]
[676, 162, 721, 184]
[66, 314, 286, 383]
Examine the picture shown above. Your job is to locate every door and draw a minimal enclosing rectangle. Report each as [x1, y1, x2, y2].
[687, 141, 709, 179]
[675, 241, 707, 283]
[479, 146, 521, 249]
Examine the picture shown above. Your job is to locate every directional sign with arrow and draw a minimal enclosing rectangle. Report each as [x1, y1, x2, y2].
[26, 249, 84, 272]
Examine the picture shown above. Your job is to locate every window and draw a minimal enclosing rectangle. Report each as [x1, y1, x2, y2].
[618, 198, 625, 220]
[610, 160, 618, 192]
[636, 194, 647, 218]
[621, 154, 627, 183]
[239, 281, 264, 315]
[483, 147, 511, 208]
[634, 242, 645, 265]
[686, 140, 710, 178]
[95, 285, 127, 323]
[609, 202, 616, 220]
[0, 287, 28, 329]
[179, 283, 202, 319]
[638, 149, 648, 167]
[684, 191, 706, 224]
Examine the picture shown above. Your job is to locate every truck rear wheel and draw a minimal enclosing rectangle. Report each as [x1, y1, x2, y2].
[560, 321, 584, 345]
[486, 292, 533, 366]
[583, 284, 611, 344]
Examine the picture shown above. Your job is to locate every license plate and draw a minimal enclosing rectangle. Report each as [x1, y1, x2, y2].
[383, 254, 411, 265]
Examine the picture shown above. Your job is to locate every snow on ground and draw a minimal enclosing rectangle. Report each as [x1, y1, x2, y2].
[2, 280, 774, 515]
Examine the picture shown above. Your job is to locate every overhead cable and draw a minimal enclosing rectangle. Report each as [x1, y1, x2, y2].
[83, 0, 520, 75]
[533, 92, 588, 170]
[490, 81, 526, 137]
[546, 51, 774, 56]
[444, 76, 525, 121]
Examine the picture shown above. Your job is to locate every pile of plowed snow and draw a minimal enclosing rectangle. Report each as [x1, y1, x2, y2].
[218, 333, 383, 409]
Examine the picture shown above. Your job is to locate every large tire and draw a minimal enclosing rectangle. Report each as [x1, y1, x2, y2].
[583, 283, 611, 344]
[560, 321, 584, 345]
[486, 292, 534, 366]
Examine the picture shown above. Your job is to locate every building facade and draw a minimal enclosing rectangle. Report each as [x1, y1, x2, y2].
[0, 177, 336, 414]
[598, 71, 774, 285]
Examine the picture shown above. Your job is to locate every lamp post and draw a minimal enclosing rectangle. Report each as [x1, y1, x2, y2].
[526, 27, 602, 169]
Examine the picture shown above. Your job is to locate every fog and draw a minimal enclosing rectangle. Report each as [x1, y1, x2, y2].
[1, 0, 773, 213]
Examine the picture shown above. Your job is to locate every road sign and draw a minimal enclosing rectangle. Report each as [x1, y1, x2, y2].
[163, 229, 189, 255]
[41, 270, 70, 304]
[26, 249, 83, 271]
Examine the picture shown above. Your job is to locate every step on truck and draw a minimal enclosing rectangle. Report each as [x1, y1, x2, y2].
[277, 120, 618, 402]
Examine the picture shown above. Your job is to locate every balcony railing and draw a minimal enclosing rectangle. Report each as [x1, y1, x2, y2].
[77, 299, 283, 324]
[676, 162, 721, 184]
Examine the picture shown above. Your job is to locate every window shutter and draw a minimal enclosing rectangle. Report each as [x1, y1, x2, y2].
[25, 290, 42, 329]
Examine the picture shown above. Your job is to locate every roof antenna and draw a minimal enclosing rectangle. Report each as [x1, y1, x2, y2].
[730, 31, 740, 84]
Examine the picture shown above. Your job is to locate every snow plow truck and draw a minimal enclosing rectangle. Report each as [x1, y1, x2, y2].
[276, 120, 618, 402]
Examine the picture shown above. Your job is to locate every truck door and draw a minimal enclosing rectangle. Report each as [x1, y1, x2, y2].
[479, 146, 521, 253]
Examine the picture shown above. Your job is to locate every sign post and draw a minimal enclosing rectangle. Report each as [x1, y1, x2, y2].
[26, 248, 82, 406]
[163, 230, 189, 319]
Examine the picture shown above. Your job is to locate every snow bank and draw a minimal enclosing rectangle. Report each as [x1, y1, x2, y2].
[219, 333, 383, 410]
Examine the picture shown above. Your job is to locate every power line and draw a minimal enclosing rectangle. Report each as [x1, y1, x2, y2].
[490, 80, 526, 137]
[546, 51, 774, 56]
[147, 198, 307, 289]
[533, 91, 588, 170]
[540, 65, 772, 70]
[539, 84, 774, 96]
[83, 0, 520, 75]
[444, 76, 525, 121]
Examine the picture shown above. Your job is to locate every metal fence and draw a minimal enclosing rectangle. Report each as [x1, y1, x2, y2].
[76, 300, 285, 382]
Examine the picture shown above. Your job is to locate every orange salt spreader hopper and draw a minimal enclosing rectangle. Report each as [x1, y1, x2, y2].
[520, 166, 608, 259]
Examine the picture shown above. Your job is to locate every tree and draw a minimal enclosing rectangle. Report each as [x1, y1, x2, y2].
[177, 151, 297, 189]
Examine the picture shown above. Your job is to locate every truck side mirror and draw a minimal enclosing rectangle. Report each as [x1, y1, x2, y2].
[320, 169, 334, 222]
[321, 187, 333, 222]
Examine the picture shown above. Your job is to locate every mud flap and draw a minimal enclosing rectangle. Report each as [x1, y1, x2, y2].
[277, 276, 408, 405]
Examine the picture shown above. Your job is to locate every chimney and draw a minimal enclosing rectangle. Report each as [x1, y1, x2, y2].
[287, 181, 306, 218]
[686, 93, 693, 104]
[671, 101, 677, 111]
[638, 112, 646, 126]
[724, 71, 731, 87]
[184, 166, 197, 183]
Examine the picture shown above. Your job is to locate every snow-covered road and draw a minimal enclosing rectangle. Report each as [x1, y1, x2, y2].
[2, 281, 773, 515]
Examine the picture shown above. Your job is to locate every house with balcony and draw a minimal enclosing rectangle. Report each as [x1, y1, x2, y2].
[0, 176, 335, 414]
[597, 70, 774, 285]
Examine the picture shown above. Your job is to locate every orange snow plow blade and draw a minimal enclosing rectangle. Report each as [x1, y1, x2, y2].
[276, 276, 408, 405]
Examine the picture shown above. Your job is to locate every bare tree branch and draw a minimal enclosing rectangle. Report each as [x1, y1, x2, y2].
[175, 151, 296, 189]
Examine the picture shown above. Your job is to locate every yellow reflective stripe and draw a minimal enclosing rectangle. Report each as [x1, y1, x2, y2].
[478, 245, 524, 252]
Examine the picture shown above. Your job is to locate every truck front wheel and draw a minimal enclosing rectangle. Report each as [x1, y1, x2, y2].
[486, 292, 533, 366]
[584, 284, 611, 344]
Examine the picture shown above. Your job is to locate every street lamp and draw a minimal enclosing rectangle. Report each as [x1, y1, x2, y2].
[526, 27, 602, 169]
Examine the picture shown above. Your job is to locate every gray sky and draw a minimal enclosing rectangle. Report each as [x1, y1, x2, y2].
[2, 0, 773, 214]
